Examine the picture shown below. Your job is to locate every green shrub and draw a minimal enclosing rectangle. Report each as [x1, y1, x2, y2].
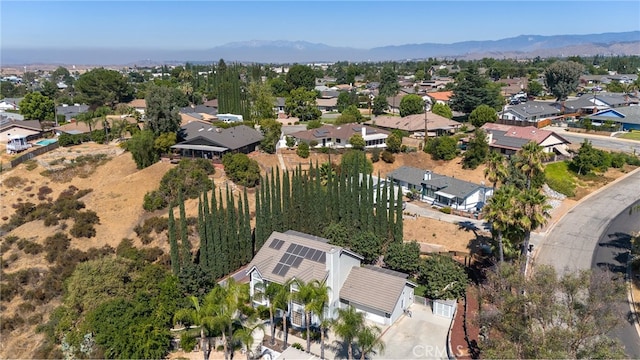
[297, 142, 310, 158]
[143, 191, 166, 211]
[381, 150, 395, 163]
[44, 233, 71, 263]
[439, 207, 452, 214]
[222, 153, 260, 188]
[292, 343, 304, 351]
[180, 333, 197, 352]
[370, 148, 381, 162]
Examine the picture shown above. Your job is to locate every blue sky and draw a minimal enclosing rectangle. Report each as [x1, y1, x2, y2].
[2, 1, 639, 49]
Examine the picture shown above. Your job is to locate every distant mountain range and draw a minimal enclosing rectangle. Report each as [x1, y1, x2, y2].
[2, 31, 639, 66]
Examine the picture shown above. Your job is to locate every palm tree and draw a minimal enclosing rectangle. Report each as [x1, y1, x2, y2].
[293, 279, 330, 354]
[333, 305, 365, 360]
[516, 141, 545, 190]
[514, 188, 552, 274]
[308, 282, 330, 358]
[484, 150, 507, 189]
[274, 279, 294, 350]
[174, 295, 216, 360]
[210, 278, 250, 360]
[233, 322, 265, 360]
[356, 324, 385, 360]
[483, 185, 518, 263]
[252, 281, 283, 346]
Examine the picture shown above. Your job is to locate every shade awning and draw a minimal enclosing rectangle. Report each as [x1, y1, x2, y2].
[171, 144, 228, 152]
[434, 191, 456, 199]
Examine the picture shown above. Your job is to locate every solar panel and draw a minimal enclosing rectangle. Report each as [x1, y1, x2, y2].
[285, 255, 296, 266]
[280, 253, 291, 264]
[311, 251, 322, 262]
[269, 239, 285, 250]
[305, 249, 316, 260]
[292, 256, 303, 268]
[299, 247, 309, 258]
[291, 244, 302, 255]
[273, 263, 283, 275]
[286, 243, 296, 252]
[318, 253, 326, 263]
[277, 265, 291, 277]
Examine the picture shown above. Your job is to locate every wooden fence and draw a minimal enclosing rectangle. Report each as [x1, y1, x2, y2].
[8, 142, 59, 168]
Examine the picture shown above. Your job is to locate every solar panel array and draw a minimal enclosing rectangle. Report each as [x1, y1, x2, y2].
[269, 238, 285, 250]
[271, 243, 326, 277]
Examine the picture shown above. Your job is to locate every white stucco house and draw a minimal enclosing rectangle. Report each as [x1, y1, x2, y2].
[290, 124, 389, 149]
[387, 166, 493, 212]
[247, 230, 415, 327]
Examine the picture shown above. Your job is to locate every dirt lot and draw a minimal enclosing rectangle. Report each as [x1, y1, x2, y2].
[0, 143, 635, 359]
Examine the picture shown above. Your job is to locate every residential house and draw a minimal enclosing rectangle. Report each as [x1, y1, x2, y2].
[428, 64, 460, 77]
[496, 78, 528, 97]
[203, 99, 218, 110]
[386, 94, 406, 115]
[0, 98, 22, 111]
[247, 230, 416, 327]
[56, 104, 90, 122]
[498, 102, 562, 128]
[216, 113, 244, 123]
[426, 91, 453, 106]
[290, 124, 389, 149]
[316, 98, 338, 113]
[0, 112, 24, 121]
[386, 166, 492, 212]
[560, 93, 638, 115]
[418, 78, 455, 91]
[580, 74, 638, 86]
[274, 97, 286, 115]
[588, 106, 640, 131]
[481, 123, 571, 156]
[368, 112, 462, 137]
[179, 105, 217, 123]
[0, 119, 43, 143]
[170, 121, 263, 159]
[127, 99, 147, 117]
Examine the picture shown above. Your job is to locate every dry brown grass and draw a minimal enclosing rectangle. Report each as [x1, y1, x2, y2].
[0, 143, 634, 359]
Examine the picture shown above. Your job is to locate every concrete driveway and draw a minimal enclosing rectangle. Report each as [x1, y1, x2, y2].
[372, 303, 452, 360]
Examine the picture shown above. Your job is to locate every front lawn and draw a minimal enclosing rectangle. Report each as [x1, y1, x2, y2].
[544, 161, 576, 197]
[619, 131, 640, 141]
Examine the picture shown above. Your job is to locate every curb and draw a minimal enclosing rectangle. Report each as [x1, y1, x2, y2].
[532, 166, 640, 254]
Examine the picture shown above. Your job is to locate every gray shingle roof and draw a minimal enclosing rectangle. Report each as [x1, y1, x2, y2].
[179, 122, 264, 151]
[247, 231, 341, 284]
[56, 104, 89, 116]
[340, 266, 412, 314]
[386, 166, 427, 187]
[0, 119, 42, 132]
[490, 130, 529, 150]
[590, 106, 640, 125]
[502, 102, 560, 120]
[387, 166, 485, 199]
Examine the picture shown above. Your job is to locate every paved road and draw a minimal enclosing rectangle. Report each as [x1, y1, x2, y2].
[545, 126, 640, 154]
[536, 168, 640, 357]
[592, 200, 640, 358]
[536, 168, 640, 274]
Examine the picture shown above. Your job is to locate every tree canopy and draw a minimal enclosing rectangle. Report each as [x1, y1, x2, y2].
[431, 103, 453, 119]
[145, 85, 182, 136]
[399, 94, 425, 117]
[469, 104, 498, 128]
[286, 64, 317, 91]
[74, 68, 134, 109]
[450, 65, 502, 113]
[544, 61, 584, 101]
[285, 87, 321, 121]
[378, 66, 400, 98]
[19, 92, 54, 121]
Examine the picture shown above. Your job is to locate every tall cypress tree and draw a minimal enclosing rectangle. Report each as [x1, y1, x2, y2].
[282, 170, 291, 231]
[218, 187, 229, 276]
[168, 206, 180, 275]
[255, 181, 264, 251]
[226, 185, 239, 270]
[264, 174, 272, 236]
[197, 195, 207, 270]
[242, 187, 252, 263]
[178, 190, 191, 269]
[394, 187, 404, 243]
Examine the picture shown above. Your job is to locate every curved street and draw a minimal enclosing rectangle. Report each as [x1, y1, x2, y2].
[536, 168, 640, 357]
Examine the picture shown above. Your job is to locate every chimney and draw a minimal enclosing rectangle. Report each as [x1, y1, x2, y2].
[424, 170, 432, 181]
[361, 126, 366, 137]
